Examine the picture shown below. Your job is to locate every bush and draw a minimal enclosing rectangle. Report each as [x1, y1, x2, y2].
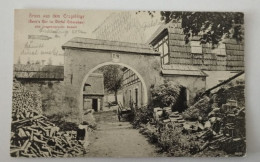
[131, 106, 154, 128]
[158, 123, 200, 156]
[193, 89, 205, 103]
[151, 81, 182, 108]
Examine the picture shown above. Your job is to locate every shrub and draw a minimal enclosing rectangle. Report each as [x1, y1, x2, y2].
[158, 123, 200, 156]
[151, 81, 182, 108]
[131, 106, 154, 128]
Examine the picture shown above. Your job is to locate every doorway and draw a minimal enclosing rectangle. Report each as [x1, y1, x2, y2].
[172, 87, 188, 112]
[92, 99, 98, 112]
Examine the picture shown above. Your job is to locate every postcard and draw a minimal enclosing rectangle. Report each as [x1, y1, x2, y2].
[11, 9, 245, 157]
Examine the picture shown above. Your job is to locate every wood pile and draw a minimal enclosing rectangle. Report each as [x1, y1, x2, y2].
[11, 81, 85, 157]
[12, 79, 42, 121]
[12, 91, 42, 120]
[10, 112, 85, 157]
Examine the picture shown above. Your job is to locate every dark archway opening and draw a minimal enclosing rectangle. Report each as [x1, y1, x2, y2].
[172, 87, 188, 113]
[92, 99, 98, 112]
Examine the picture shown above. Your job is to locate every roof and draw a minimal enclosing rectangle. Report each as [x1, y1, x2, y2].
[147, 23, 170, 45]
[14, 64, 64, 80]
[62, 37, 159, 55]
[147, 21, 183, 45]
[161, 64, 207, 77]
[83, 73, 104, 96]
[162, 69, 207, 77]
[87, 73, 104, 78]
[162, 64, 201, 71]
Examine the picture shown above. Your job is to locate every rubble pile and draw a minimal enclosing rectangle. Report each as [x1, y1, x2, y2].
[214, 84, 245, 108]
[135, 77, 246, 156]
[182, 96, 211, 121]
[191, 99, 245, 155]
[156, 99, 245, 156]
[136, 96, 245, 156]
[11, 81, 85, 157]
[166, 111, 185, 124]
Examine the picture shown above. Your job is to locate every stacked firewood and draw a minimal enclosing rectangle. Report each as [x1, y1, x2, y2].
[10, 115, 85, 157]
[12, 80, 42, 125]
[12, 91, 42, 120]
[11, 81, 85, 157]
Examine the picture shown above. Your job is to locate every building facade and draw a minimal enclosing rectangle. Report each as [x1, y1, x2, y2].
[122, 67, 143, 109]
[121, 21, 244, 108]
[148, 21, 244, 90]
[83, 73, 105, 112]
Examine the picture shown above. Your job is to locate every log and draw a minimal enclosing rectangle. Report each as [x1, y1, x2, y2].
[11, 83, 85, 157]
[200, 141, 210, 151]
[12, 115, 45, 125]
[202, 71, 244, 96]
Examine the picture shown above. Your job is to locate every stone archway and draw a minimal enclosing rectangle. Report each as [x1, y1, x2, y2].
[79, 62, 149, 111]
[62, 37, 163, 122]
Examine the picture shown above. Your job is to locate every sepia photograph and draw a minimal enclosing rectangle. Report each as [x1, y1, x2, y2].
[11, 9, 245, 158]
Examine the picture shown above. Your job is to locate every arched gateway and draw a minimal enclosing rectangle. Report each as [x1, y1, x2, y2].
[62, 37, 163, 122]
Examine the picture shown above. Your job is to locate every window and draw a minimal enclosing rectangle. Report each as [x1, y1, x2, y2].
[154, 34, 169, 64]
[135, 88, 138, 107]
[127, 70, 130, 79]
[129, 90, 132, 103]
[191, 41, 202, 54]
[163, 56, 169, 64]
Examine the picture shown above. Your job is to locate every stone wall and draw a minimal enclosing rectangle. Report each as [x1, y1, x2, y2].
[164, 75, 206, 105]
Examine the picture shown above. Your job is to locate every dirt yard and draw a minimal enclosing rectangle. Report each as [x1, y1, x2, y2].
[85, 110, 160, 157]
